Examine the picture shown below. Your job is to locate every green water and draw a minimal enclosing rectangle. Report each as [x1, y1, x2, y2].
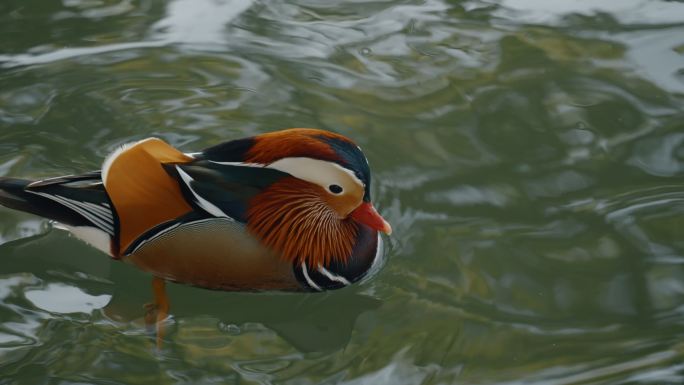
[2, 0, 684, 383]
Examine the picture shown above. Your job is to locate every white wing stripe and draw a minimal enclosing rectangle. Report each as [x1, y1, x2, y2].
[33, 192, 112, 224]
[78, 200, 112, 220]
[208, 161, 263, 167]
[49, 195, 113, 234]
[56, 196, 113, 226]
[301, 264, 322, 291]
[317, 266, 351, 286]
[128, 222, 182, 255]
[29, 192, 113, 234]
[128, 218, 223, 255]
[175, 166, 233, 220]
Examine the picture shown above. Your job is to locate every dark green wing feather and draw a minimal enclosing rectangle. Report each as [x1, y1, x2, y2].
[166, 160, 289, 222]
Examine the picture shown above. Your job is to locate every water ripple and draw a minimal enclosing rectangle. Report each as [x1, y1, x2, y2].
[2, 0, 684, 383]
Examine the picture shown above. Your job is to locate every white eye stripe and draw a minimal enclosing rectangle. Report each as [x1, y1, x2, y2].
[207, 158, 365, 188]
[266, 157, 364, 191]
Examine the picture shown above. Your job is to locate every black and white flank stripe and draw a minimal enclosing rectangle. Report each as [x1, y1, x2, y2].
[294, 232, 384, 291]
[296, 262, 353, 291]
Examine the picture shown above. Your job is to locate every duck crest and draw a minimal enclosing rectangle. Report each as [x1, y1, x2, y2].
[246, 178, 358, 267]
[245, 128, 349, 165]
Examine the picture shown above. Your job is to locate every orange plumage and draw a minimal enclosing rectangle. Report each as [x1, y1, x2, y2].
[0, 128, 393, 349]
[0, 128, 393, 348]
[246, 128, 350, 164]
[247, 178, 358, 268]
[103, 138, 194, 255]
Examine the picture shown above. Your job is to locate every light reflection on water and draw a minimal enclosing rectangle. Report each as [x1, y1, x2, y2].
[1, 0, 684, 383]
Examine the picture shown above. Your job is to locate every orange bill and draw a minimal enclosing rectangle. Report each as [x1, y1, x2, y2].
[350, 202, 392, 235]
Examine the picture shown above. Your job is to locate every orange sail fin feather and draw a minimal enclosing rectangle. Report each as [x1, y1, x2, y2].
[103, 138, 194, 255]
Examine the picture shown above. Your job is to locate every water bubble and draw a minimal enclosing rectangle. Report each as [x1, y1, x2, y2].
[218, 322, 241, 335]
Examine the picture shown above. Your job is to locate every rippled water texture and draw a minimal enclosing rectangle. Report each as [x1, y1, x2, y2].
[1, 0, 684, 383]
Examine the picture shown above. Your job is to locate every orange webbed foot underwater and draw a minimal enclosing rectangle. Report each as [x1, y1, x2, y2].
[144, 277, 169, 350]
[0, 129, 391, 344]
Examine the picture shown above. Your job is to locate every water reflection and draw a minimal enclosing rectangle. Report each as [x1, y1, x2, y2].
[0, 230, 380, 354]
[492, 0, 684, 93]
[0, 0, 254, 67]
[492, 0, 684, 24]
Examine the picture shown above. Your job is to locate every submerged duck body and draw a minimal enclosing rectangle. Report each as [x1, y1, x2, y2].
[0, 128, 391, 292]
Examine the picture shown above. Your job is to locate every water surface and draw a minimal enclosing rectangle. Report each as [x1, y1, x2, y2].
[1, 0, 684, 384]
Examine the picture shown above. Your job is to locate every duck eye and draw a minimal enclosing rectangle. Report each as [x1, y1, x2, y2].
[328, 184, 343, 194]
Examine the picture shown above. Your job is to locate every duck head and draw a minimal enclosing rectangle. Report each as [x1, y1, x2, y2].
[225, 129, 391, 267]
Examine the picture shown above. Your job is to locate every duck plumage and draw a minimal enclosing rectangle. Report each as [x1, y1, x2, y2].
[0, 128, 391, 292]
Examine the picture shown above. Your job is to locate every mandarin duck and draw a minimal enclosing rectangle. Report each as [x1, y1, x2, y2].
[0, 128, 391, 346]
